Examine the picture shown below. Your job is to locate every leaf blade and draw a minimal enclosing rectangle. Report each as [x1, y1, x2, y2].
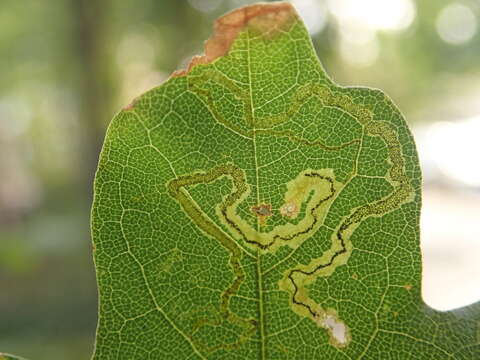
[91, 2, 480, 359]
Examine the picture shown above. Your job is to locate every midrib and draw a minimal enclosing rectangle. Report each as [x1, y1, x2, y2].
[246, 28, 266, 360]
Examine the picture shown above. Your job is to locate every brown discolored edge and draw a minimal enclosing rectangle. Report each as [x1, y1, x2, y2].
[171, 2, 298, 77]
[122, 96, 140, 111]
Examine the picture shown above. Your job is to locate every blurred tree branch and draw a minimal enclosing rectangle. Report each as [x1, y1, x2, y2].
[69, 0, 116, 196]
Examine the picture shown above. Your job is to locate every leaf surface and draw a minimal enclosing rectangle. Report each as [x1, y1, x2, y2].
[91, 3, 480, 359]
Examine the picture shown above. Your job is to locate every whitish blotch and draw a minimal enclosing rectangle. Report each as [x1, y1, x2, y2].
[315, 312, 350, 348]
[280, 202, 298, 218]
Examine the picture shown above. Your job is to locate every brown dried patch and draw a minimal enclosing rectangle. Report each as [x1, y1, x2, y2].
[251, 203, 273, 225]
[251, 203, 273, 216]
[403, 284, 412, 291]
[351, 273, 358, 280]
[171, 2, 297, 77]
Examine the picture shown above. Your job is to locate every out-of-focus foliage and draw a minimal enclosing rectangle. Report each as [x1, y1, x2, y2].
[0, 353, 26, 360]
[1, 1, 480, 359]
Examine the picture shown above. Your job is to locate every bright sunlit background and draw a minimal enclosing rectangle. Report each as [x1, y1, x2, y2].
[1, 0, 479, 358]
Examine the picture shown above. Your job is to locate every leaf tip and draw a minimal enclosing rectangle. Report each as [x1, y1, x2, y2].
[171, 1, 298, 78]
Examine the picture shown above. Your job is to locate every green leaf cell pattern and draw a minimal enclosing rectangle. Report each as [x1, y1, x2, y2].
[91, 2, 480, 359]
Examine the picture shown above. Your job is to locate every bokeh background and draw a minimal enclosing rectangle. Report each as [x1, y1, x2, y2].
[1, 0, 479, 358]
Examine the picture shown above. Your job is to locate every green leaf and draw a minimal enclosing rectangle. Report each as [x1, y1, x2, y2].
[91, 2, 480, 359]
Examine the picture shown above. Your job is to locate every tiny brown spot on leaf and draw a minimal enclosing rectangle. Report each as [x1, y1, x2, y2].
[276, 344, 289, 353]
[351, 273, 358, 280]
[403, 284, 412, 291]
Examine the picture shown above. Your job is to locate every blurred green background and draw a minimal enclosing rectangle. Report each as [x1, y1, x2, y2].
[1, 0, 480, 359]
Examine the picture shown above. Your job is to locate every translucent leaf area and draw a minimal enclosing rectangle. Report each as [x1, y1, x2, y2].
[91, 3, 480, 359]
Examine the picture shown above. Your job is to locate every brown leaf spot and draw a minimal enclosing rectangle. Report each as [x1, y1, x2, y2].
[251, 203, 273, 225]
[251, 203, 273, 217]
[171, 2, 297, 77]
[351, 273, 358, 280]
[403, 284, 412, 291]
